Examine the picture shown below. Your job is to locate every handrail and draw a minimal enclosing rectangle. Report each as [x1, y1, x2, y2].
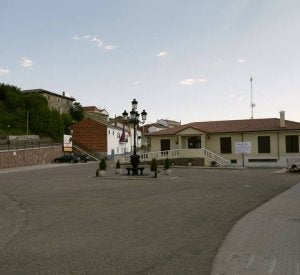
[125, 148, 228, 166]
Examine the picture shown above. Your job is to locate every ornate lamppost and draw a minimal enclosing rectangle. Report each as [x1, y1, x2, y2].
[122, 99, 147, 175]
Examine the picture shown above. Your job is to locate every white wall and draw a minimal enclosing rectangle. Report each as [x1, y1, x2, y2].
[107, 125, 141, 156]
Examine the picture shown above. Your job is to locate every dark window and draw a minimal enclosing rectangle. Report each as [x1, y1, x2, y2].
[258, 136, 270, 153]
[231, 159, 237, 164]
[160, 139, 170, 151]
[220, 137, 232, 154]
[286, 135, 299, 153]
[248, 159, 277, 162]
[188, 137, 201, 149]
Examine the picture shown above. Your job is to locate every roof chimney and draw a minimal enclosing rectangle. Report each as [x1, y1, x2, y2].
[62, 91, 65, 96]
[280, 110, 286, 128]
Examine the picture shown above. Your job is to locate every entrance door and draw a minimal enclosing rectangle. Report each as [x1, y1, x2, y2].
[188, 137, 201, 149]
[160, 139, 170, 151]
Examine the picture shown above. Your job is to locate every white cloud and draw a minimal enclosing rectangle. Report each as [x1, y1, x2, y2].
[73, 34, 117, 51]
[237, 58, 246, 64]
[20, 57, 33, 67]
[103, 45, 117, 51]
[72, 35, 81, 41]
[179, 77, 207, 86]
[0, 68, 10, 76]
[91, 36, 103, 47]
[157, 51, 168, 58]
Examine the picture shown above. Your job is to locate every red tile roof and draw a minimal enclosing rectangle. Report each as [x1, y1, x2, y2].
[83, 106, 101, 113]
[146, 118, 300, 136]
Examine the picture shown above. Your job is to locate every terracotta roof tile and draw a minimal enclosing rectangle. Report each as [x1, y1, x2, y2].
[146, 118, 300, 136]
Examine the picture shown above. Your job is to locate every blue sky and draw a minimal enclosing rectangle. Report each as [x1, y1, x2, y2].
[1, 0, 300, 124]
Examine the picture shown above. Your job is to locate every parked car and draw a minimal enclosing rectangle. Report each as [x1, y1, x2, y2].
[74, 154, 90, 163]
[54, 155, 80, 163]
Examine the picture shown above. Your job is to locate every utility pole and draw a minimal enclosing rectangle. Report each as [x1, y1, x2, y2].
[250, 76, 255, 119]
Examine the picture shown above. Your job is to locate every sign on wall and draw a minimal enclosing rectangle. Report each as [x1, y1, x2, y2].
[235, 142, 251, 154]
[63, 134, 72, 152]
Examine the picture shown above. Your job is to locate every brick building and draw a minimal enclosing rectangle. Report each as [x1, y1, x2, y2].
[72, 119, 107, 153]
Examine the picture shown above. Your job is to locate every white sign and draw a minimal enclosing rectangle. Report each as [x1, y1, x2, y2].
[235, 142, 251, 154]
[63, 135, 72, 152]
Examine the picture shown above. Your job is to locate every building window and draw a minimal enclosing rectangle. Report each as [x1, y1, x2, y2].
[286, 135, 299, 153]
[108, 130, 110, 135]
[220, 137, 232, 154]
[57, 98, 60, 103]
[258, 136, 270, 153]
[160, 139, 170, 151]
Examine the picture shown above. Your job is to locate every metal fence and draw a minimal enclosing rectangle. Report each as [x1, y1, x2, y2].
[0, 140, 61, 151]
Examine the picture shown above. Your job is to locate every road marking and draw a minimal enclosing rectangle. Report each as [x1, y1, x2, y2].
[246, 254, 255, 268]
[269, 259, 276, 274]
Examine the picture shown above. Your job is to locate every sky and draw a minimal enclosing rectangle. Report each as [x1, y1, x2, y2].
[1, 0, 300, 124]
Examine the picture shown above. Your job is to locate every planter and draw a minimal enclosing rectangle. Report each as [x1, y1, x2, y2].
[151, 171, 158, 178]
[164, 169, 171, 175]
[116, 168, 122, 175]
[98, 170, 106, 177]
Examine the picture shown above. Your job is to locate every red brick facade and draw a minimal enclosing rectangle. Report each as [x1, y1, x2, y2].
[72, 119, 107, 153]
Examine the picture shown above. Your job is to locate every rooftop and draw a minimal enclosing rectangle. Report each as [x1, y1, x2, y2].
[147, 118, 300, 136]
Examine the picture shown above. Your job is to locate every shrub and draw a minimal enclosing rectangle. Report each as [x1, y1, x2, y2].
[164, 158, 171, 170]
[150, 158, 158, 172]
[116, 160, 121, 169]
[99, 158, 107, 171]
[211, 160, 217, 166]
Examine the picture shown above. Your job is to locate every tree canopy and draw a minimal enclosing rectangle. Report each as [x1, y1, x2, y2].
[0, 83, 81, 141]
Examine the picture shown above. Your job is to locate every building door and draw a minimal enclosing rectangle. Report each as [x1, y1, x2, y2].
[188, 137, 201, 149]
[160, 139, 170, 151]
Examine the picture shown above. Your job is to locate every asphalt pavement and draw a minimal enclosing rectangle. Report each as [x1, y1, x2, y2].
[211, 182, 300, 275]
[0, 163, 299, 274]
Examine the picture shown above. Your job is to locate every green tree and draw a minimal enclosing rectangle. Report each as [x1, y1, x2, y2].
[70, 102, 84, 122]
[0, 83, 26, 134]
[61, 113, 74, 134]
[23, 93, 50, 136]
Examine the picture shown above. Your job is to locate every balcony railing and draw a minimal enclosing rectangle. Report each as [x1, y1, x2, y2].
[125, 148, 228, 166]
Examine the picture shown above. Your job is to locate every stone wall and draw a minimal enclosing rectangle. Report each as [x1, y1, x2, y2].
[0, 146, 62, 169]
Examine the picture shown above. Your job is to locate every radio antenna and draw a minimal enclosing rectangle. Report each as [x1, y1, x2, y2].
[250, 76, 255, 119]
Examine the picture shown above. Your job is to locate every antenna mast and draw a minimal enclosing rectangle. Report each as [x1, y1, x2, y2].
[250, 76, 255, 119]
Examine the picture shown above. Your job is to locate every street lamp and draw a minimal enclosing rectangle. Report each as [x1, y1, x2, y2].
[122, 99, 147, 175]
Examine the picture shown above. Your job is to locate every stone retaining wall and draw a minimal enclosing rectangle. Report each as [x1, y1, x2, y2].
[0, 146, 63, 169]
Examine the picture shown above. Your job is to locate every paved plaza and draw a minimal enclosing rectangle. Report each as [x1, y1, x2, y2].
[0, 163, 299, 274]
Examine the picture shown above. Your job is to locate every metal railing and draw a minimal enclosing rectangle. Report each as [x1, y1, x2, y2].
[125, 148, 229, 166]
[0, 140, 61, 151]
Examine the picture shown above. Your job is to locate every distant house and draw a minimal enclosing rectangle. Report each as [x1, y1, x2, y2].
[146, 112, 300, 167]
[156, 119, 181, 128]
[83, 106, 109, 124]
[142, 119, 181, 134]
[22, 89, 75, 114]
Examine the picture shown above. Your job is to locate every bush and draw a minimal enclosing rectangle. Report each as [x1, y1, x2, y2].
[116, 160, 121, 169]
[211, 160, 217, 166]
[150, 158, 158, 172]
[164, 158, 171, 170]
[99, 158, 107, 171]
